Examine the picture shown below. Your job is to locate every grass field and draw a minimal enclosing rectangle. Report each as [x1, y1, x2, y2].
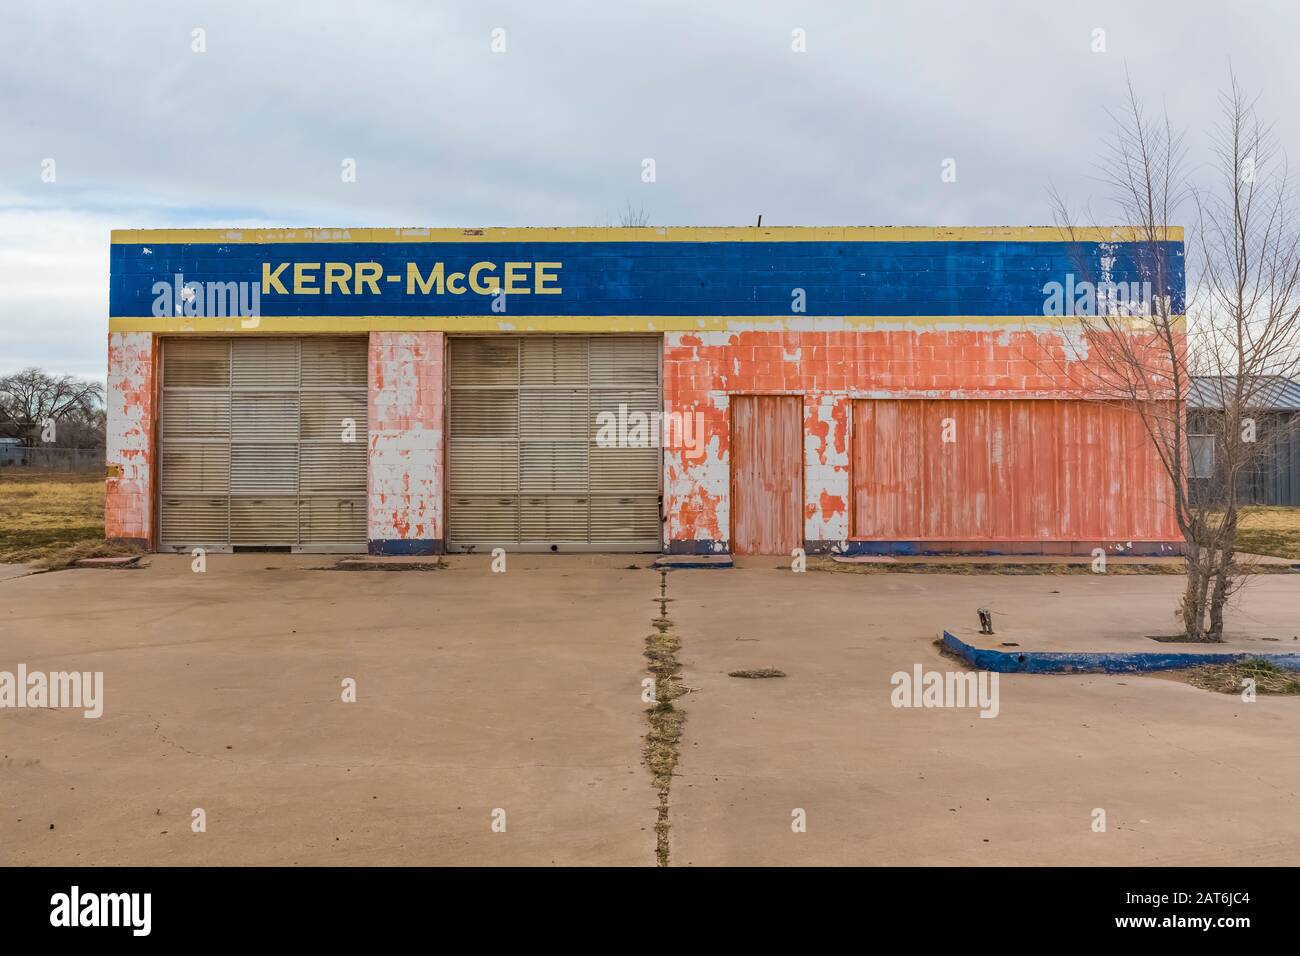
[0, 471, 138, 568]
[1235, 506, 1300, 560]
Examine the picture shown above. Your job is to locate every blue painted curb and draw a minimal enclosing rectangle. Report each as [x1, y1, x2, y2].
[942, 631, 1300, 674]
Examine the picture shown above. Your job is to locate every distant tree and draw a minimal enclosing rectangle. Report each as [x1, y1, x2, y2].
[0, 368, 105, 447]
[618, 201, 650, 227]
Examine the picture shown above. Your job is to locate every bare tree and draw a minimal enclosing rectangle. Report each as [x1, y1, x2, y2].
[0, 368, 105, 447]
[618, 201, 650, 227]
[1049, 74, 1300, 642]
[1191, 77, 1300, 636]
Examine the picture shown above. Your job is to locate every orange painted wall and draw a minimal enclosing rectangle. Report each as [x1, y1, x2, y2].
[852, 399, 1180, 542]
[663, 328, 1181, 553]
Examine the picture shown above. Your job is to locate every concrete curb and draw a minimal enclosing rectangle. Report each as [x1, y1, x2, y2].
[72, 555, 143, 569]
[653, 554, 734, 570]
[941, 630, 1300, 674]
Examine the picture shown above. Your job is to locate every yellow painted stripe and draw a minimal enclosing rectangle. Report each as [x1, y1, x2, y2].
[109, 314, 1187, 334]
[110, 225, 1184, 245]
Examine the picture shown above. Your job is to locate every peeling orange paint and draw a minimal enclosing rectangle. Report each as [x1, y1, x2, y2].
[676, 486, 725, 541]
[368, 332, 445, 545]
[105, 332, 155, 542]
[808, 414, 830, 465]
[664, 327, 1179, 552]
[819, 491, 846, 522]
[830, 400, 849, 456]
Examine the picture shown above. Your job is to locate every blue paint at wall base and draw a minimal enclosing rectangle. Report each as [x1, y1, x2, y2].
[667, 539, 729, 556]
[942, 630, 1300, 674]
[667, 539, 1187, 558]
[368, 539, 442, 556]
[836, 540, 1185, 557]
[804, 540, 845, 555]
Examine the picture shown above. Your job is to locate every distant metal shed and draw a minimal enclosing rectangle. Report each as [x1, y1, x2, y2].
[1188, 376, 1300, 507]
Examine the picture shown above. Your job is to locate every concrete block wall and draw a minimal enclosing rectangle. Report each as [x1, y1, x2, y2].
[367, 331, 445, 554]
[104, 331, 156, 545]
[804, 394, 851, 547]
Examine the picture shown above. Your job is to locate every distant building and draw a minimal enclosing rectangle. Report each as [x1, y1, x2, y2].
[1188, 376, 1300, 507]
[0, 437, 28, 466]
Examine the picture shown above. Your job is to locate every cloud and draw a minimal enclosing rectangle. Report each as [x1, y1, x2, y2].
[1, 0, 1296, 375]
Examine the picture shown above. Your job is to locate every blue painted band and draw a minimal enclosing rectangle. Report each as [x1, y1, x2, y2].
[367, 539, 442, 556]
[942, 631, 1300, 674]
[109, 240, 1184, 318]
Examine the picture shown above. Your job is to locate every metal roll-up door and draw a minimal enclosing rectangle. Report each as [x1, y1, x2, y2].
[447, 335, 662, 552]
[159, 336, 368, 552]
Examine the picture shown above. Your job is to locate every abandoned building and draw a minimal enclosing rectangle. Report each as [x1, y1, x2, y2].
[104, 226, 1185, 556]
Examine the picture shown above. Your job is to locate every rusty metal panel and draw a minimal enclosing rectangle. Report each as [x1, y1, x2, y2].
[731, 395, 802, 554]
[852, 399, 1179, 541]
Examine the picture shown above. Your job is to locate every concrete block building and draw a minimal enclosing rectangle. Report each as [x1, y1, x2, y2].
[105, 226, 1184, 556]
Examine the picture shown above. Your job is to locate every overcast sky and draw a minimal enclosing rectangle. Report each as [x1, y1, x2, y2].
[1, 0, 1296, 380]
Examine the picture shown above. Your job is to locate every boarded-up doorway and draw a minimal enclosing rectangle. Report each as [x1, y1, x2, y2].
[730, 395, 803, 555]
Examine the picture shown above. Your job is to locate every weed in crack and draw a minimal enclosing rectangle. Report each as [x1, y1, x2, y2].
[644, 569, 685, 866]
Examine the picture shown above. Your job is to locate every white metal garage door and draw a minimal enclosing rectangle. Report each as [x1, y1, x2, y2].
[447, 335, 662, 552]
[158, 337, 368, 552]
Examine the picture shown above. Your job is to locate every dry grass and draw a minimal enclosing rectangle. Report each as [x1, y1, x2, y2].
[1233, 507, 1300, 561]
[1182, 657, 1300, 695]
[0, 471, 139, 568]
[36, 539, 144, 571]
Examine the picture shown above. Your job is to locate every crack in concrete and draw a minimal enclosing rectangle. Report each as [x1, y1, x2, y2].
[643, 568, 686, 867]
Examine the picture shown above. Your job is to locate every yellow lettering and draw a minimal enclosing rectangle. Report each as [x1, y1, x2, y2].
[446, 272, 467, 294]
[324, 262, 352, 294]
[407, 262, 446, 295]
[504, 262, 531, 295]
[469, 262, 499, 294]
[534, 262, 562, 294]
[261, 262, 289, 295]
[354, 262, 382, 294]
[293, 262, 320, 294]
